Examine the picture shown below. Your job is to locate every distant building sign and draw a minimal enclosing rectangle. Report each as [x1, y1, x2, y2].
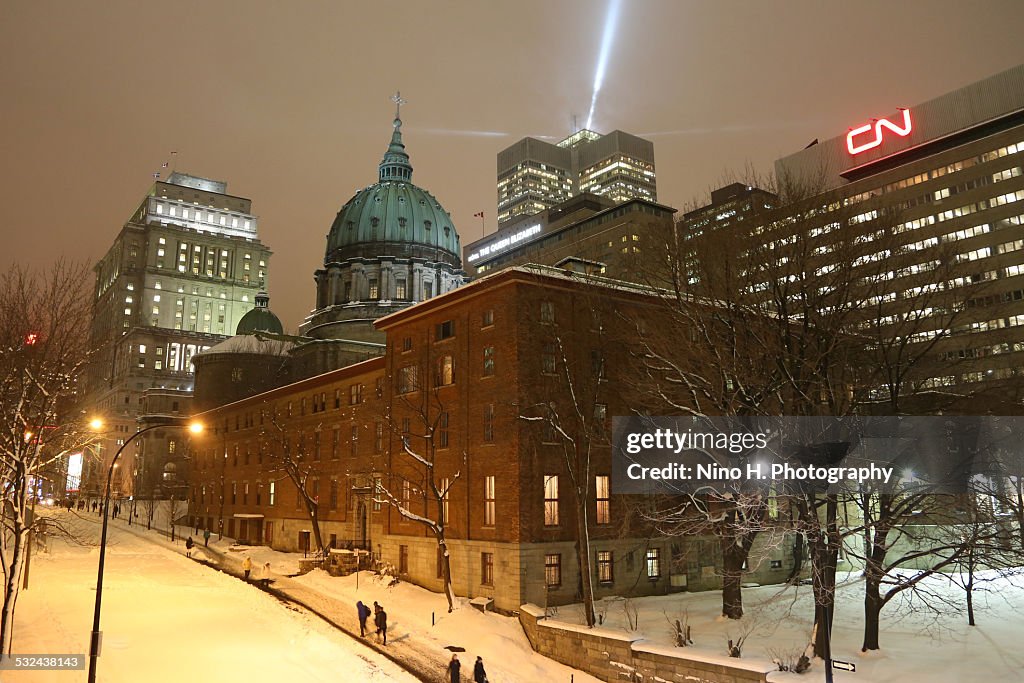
[846, 108, 912, 155]
[467, 224, 542, 263]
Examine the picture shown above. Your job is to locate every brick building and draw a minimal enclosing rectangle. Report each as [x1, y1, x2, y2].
[188, 265, 801, 612]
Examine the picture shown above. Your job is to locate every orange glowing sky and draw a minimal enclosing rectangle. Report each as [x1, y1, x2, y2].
[3, 0, 1024, 330]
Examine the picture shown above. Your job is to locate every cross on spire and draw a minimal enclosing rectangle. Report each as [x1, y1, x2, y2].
[391, 91, 407, 120]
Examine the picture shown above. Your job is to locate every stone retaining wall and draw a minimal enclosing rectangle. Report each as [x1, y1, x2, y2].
[518, 604, 770, 683]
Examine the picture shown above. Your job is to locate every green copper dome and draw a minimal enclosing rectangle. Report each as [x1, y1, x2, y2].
[325, 116, 462, 267]
[236, 292, 284, 335]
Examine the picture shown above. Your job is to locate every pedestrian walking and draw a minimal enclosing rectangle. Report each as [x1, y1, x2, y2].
[375, 606, 388, 645]
[185, 536, 194, 558]
[203, 528, 211, 547]
[261, 562, 272, 587]
[242, 556, 253, 580]
[473, 655, 487, 683]
[356, 600, 371, 637]
[447, 654, 461, 683]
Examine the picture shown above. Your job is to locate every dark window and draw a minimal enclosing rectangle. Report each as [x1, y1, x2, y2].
[398, 365, 419, 394]
[541, 343, 557, 374]
[399, 545, 409, 574]
[483, 346, 495, 376]
[540, 301, 554, 323]
[438, 412, 449, 448]
[481, 552, 494, 586]
[435, 320, 455, 340]
[483, 404, 494, 443]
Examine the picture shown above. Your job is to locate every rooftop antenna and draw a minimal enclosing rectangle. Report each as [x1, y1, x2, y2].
[572, 114, 579, 134]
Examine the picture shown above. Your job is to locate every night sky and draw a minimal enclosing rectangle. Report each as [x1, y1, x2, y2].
[3, 0, 1024, 331]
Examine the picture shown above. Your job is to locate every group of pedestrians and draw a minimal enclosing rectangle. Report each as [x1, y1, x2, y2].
[356, 600, 389, 645]
[355, 600, 487, 680]
[447, 654, 488, 683]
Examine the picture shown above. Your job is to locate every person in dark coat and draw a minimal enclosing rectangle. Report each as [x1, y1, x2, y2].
[447, 654, 461, 683]
[203, 528, 211, 546]
[185, 536, 194, 558]
[356, 601, 371, 637]
[473, 656, 487, 683]
[375, 606, 388, 645]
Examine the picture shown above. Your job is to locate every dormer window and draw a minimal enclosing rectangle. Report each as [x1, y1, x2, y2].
[444, 226, 450, 238]
[347, 220, 355, 231]
[398, 217, 407, 228]
[371, 217, 380, 228]
[424, 220, 432, 231]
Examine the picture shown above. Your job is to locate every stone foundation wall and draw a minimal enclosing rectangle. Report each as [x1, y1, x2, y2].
[518, 604, 770, 683]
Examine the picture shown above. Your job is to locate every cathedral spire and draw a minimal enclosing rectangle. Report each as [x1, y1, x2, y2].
[379, 91, 413, 182]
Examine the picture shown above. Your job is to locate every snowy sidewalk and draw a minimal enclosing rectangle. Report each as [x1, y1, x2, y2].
[9, 511, 416, 683]
[100, 517, 593, 682]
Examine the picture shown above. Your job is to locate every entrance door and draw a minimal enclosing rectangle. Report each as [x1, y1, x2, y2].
[356, 503, 368, 550]
[264, 522, 273, 546]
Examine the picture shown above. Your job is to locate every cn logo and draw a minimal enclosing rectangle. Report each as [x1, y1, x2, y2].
[846, 108, 912, 155]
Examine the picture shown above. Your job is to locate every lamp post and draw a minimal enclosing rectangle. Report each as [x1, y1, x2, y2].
[87, 418, 201, 683]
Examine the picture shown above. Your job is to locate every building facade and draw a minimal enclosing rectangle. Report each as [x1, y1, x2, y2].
[497, 129, 657, 227]
[188, 266, 801, 612]
[760, 63, 1024, 403]
[82, 171, 272, 501]
[465, 194, 676, 281]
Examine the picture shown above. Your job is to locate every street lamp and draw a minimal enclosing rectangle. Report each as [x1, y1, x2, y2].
[87, 417, 202, 683]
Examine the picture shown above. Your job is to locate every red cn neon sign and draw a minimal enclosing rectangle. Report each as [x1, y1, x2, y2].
[846, 108, 912, 155]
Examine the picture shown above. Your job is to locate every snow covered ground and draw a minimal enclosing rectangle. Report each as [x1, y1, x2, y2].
[20, 510, 1014, 683]
[543, 570, 1024, 683]
[7, 512, 416, 683]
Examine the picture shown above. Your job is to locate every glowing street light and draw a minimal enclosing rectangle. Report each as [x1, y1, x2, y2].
[87, 417, 202, 683]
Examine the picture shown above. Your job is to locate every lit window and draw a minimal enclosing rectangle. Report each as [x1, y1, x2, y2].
[596, 475, 610, 524]
[484, 475, 495, 526]
[435, 355, 454, 386]
[597, 550, 614, 584]
[545, 554, 561, 587]
[646, 548, 661, 579]
[543, 475, 559, 525]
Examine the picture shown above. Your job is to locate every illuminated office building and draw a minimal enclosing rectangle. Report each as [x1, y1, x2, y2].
[82, 172, 272, 500]
[690, 63, 1024, 403]
[497, 129, 656, 227]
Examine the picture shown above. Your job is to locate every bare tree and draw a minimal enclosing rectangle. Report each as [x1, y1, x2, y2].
[257, 411, 327, 554]
[0, 260, 96, 659]
[379, 361, 463, 613]
[519, 290, 619, 628]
